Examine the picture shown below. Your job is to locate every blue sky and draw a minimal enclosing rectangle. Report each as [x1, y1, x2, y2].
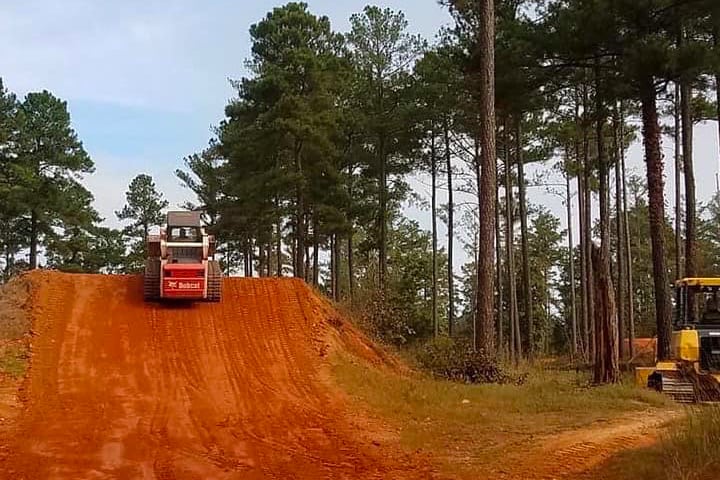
[0, 1, 452, 226]
[2, 1, 720, 270]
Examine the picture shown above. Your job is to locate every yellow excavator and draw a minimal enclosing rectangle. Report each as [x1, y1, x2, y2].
[637, 278, 720, 403]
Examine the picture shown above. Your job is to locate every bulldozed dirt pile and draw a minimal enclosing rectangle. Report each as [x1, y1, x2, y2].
[0, 271, 438, 479]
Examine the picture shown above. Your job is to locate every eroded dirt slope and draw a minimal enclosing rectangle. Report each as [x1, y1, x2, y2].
[0, 272, 434, 480]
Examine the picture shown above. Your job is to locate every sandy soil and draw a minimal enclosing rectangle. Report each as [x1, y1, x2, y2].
[0, 272, 439, 480]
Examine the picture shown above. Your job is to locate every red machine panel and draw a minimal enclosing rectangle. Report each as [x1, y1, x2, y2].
[163, 278, 205, 298]
[163, 264, 206, 298]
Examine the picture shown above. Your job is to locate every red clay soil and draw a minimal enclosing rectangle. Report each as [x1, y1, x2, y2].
[0, 272, 439, 480]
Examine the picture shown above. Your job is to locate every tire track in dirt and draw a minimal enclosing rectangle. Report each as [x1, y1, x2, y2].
[0, 272, 435, 480]
[491, 411, 679, 480]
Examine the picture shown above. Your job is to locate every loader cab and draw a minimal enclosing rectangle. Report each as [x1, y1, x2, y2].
[673, 278, 720, 372]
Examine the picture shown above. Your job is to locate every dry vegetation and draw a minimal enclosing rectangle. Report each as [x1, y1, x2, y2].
[331, 352, 673, 477]
[598, 405, 720, 480]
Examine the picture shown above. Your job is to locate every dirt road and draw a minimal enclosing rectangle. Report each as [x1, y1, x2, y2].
[491, 411, 678, 480]
[0, 272, 433, 479]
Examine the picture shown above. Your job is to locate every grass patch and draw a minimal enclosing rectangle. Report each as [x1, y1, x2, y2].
[663, 405, 720, 480]
[332, 354, 671, 475]
[0, 343, 28, 379]
[598, 406, 720, 480]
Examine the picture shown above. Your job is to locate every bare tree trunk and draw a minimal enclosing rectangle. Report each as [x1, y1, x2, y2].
[592, 244, 620, 384]
[474, 0, 497, 355]
[294, 140, 305, 280]
[490, 134, 504, 356]
[431, 130, 438, 337]
[674, 83, 683, 280]
[379, 135, 387, 290]
[575, 93, 589, 361]
[348, 232, 354, 301]
[505, 121, 521, 360]
[613, 107, 625, 360]
[276, 201, 283, 277]
[312, 217, 320, 286]
[640, 77, 672, 361]
[619, 102, 635, 360]
[445, 122, 455, 337]
[681, 79, 696, 322]
[29, 209, 38, 270]
[582, 78, 595, 363]
[595, 59, 613, 374]
[566, 155, 578, 358]
[496, 183, 505, 357]
[516, 116, 533, 359]
[305, 241, 311, 284]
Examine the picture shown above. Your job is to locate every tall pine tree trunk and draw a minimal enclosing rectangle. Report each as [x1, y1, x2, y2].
[575, 93, 589, 361]
[595, 61, 613, 375]
[334, 233, 341, 300]
[491, 135, 505, 356]
[566, 155, 578, 358]
[294, 140, 305, 280]
[620, 105, 635, 360]
[679, 25, 695, 290]
[496, 183, 505, 356]
[445, 122, 455, 336]
[592, 244, 620, 384]
[674, 83, 683, 280]
[681, 79, 696, 320]
[348, 232, 354, 301]
[29, 209, 38, 270]
[276, 197, 283, 277]
[474, 0, 497, 355]
[312, 217, 320, 286]
[640, 77, 672, 361]
[613, 107, 625, 360]
[582, 78, 595, 363]
[431, 131, 439, 337]
[379, 135, 387, 290]
[504, 122, 521, 360]
[516, 116, 533, 359]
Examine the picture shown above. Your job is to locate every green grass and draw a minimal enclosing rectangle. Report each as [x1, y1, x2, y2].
[663, 406, 720, 480]
[331, 354, 672, 475]
[0, 343, 28, 379]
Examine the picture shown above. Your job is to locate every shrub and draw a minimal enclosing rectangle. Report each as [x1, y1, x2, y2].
[353, 289, 417, 346]
[414, 336, 519, 384]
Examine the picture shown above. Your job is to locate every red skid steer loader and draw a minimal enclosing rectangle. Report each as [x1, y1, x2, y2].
[144, 211, 222, 302]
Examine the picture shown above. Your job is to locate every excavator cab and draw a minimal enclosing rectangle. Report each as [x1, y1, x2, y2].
[642, 278, 720, 402]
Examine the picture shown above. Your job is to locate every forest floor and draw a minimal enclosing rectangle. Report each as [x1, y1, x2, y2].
[332, 355, 683, 479]
[0, 271, 693, 479]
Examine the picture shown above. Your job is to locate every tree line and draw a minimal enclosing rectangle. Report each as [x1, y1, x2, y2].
[4, 1, 720, 381]
[177, 1, 720, 374]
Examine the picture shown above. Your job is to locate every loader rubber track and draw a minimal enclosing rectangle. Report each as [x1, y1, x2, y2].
[206, 259, 222, 302]
[143, 258, 161, 301]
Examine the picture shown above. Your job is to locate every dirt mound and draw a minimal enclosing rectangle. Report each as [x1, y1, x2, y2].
[0, 274, 33, 343]
[0, 272, 438, 479]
